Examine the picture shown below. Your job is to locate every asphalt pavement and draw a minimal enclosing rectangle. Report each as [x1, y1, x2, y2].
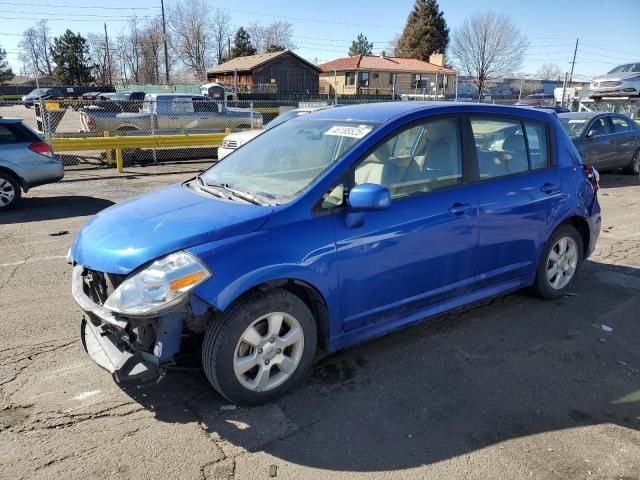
[1, 162, 639, 480]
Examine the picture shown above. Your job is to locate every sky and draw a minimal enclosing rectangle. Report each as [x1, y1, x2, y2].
[0, 0, 638, 81]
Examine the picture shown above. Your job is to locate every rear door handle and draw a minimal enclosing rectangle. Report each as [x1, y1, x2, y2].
[540, 183, 561, 194]
[448, 202, 473, 216]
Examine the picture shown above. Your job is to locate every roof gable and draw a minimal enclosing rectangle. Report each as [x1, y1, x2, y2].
[207, 50, 320, 74]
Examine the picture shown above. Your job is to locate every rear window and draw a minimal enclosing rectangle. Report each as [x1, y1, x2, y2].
[0, 123, 38, 144]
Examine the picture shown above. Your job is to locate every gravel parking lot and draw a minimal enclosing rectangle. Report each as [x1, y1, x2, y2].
[1, 162, 639, 480]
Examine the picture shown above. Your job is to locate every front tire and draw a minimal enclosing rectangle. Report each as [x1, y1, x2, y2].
[202, 288, 317, 405]
[0, 172, 21, 210]
[623, 149, 640, 176]
[533, 225, 583, 299]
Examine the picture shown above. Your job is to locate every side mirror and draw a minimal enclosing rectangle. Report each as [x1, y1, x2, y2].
[348, 183, 391, 212]
[586, 129, 598, 138]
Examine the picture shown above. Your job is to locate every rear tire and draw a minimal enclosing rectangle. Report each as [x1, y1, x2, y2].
[202, 288, 317, 405]
[0, 172, 21, 210]
[533, 225, 583, 299]
[623, 149, 640, 176]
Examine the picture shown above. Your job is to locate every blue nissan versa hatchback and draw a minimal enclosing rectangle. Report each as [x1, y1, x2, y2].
[70, 102, 601, 405]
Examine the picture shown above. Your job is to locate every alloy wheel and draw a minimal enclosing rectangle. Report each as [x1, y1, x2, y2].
[633, 152, 640, 175]
[0, 178, 16, 207]
[546, 236, 578, 290]
[233, 312, 304, 392]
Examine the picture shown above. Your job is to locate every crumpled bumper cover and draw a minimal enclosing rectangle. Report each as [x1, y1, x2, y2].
[72, 265, 183, 382]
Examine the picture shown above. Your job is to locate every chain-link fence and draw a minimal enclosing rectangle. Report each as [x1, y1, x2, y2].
[0, 94, 526, 168]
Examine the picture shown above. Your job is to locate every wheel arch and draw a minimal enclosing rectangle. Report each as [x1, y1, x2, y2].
[218, 278, 331, 354]
[0, 166, 25, 191]
[557, 215, 591, 259]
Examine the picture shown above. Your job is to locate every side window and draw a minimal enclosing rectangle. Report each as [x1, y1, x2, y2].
[524, 121, 549, 170]
[171, 98, 194, 113]
[471, 117, 528, 178]
[611, 116, 630, 133]
[354, 118, 462, 199]
[0, 124, 35, 144]
[345, 72, 355, 86]
[589, 117, 610, 137]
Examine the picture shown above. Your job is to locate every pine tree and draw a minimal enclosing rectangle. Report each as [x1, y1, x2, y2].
[349, 33, 373, 56]
[0, 47, 14, 84]
[265, 44, 286, 53]
[230, 28, 257, 59]
[51, 30, 93, 85]
[397, 0, 449, 61]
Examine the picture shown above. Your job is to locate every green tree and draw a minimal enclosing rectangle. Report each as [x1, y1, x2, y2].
[396, 0, 449, 61]
[229, 27, 257, 59]
[349, 33, 373, 56]
[265, 44, 286, 53]
[0, 46, 14, 84]
[51, 30, 93, 85]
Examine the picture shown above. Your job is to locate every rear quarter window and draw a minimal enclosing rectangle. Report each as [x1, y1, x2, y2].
[0, 123, 38, 144]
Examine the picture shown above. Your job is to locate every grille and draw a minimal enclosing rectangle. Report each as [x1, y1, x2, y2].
[599, 81, 622, 87]
[82, 268, 126, 306]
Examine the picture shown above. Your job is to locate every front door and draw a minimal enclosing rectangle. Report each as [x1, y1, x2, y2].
[468, 114, 564, 287]
[332, 116, 478, 332]
[580, 116, 616, 169]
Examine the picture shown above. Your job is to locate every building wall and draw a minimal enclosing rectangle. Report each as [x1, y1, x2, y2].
[252, 54, 319, 95]
[319, 70, 455, 96]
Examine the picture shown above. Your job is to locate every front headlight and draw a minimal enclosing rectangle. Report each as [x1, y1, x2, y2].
[104, 251, 211, 316]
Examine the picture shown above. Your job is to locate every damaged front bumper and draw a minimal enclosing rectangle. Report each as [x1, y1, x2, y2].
[72, 265, 185, 382]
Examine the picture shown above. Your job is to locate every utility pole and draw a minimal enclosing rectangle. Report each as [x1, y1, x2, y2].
[161, 0, 170, 84]
[104, 23, 112, 86]
[568, 38, 579, 87]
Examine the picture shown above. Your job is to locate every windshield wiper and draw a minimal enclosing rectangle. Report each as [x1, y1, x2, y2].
[203, 180, 269, 206]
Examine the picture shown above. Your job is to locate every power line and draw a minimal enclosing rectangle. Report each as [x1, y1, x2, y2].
[0, 1, 159, 9]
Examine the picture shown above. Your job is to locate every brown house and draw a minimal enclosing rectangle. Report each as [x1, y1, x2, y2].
[318, 53, 456, 97]
[206, 50, 320, 95]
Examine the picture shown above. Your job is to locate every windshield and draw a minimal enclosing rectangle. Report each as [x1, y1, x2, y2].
[112, 93, 131, 101]
[200, 118, 379, 204]
[559, 118, 588, 138]
[28, 89, 50, 96]
[607, 63, 640, 74]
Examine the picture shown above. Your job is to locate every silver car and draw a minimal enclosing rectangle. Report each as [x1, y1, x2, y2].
[589, 62, 640, 99]
[0, 118, 64, 210]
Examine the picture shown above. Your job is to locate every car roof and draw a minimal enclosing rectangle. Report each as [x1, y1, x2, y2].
[307, 101, 556, 124]
[146, 93, 206, 99]
[0, 118, 24, 124]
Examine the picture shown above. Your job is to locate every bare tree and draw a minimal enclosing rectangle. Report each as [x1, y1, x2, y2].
[168, 0, 213, 80]
[18, 20, 53, 77]
[247, 21, 295, 53]
[211, 8, 231, 64]
[449, 11, 528, 100]
[138, 17, 164, 83]
[537, 62, 562, 81]
[87, 32, 108, 85]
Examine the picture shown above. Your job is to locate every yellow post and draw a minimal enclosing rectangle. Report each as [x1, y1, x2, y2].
[103, 131, 113, 165]
[115, 148, 124, 173]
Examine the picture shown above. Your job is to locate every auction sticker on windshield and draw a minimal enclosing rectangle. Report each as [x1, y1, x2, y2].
[325, 125, 372, 138]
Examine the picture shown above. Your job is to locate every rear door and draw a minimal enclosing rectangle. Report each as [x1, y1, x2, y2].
[609, 115, 637, 168]
[468, 114, 562, 288]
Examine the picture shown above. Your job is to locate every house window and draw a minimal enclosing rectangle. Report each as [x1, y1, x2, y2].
[358, 72, 370, 87]
[411, 74, 430, 88]
[345, 72, 355, 86]
[389, 73, 396, 85]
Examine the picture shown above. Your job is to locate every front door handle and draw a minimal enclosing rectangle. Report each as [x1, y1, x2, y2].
[448, 202, 473, 216]
[540, 183, 561, 194]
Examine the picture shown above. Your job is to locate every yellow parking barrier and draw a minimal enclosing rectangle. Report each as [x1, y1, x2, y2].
[50, 133, 228, 172]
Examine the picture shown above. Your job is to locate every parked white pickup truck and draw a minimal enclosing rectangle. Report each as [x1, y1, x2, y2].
[80, 93, 262, 135]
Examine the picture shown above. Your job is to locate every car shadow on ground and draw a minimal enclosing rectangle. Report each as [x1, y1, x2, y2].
[598, 172, 640, 189]
[118, 259, 640, 472]
[0, 195, 114, 224]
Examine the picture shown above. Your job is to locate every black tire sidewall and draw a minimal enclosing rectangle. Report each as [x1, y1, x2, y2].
[202, 289, 317, 405]
[0, 173, 21, 210]
[534, 225, 583, 299]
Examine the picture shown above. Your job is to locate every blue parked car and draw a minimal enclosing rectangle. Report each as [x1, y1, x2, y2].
[70, 102, 601, 405]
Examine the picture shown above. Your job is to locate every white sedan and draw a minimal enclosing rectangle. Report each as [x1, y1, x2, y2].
[218, 106, 332, 159]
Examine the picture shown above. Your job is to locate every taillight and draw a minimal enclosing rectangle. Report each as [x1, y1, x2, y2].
[29, 141, 53, 158]
[87, 116, 96, 130]
[583, 164, 599, 192]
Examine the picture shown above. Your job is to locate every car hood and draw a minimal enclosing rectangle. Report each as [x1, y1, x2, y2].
[593, 72, 639, 82]
[71, 183, 274, 274]
[223, 129, 264, 143]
